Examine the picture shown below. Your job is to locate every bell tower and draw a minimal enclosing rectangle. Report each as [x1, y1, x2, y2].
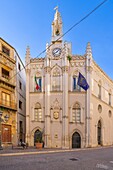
[51, 6, 63, 43]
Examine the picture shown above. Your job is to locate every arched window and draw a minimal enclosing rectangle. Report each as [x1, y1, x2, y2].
[34, 103, 42, 121]
[52, 67, 61, 91]
[108, 93, 111, 106]
[109, 110, 112, 117]
[72, 103, 81, 123]
[73, 75, 81, 91]
[98, 81, 102, 99]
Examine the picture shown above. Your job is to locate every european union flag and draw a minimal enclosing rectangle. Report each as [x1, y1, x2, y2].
[77, 72, 89, 91]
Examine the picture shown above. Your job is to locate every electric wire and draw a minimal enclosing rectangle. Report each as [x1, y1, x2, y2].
[8, 0, 108, 81]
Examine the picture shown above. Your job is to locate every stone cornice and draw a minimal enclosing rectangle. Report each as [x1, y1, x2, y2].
[69, 91, 86, 94]
[70, 61, 85, 67]
[93, 60, 113, 84]
[92, 93, 113, 109]
[30, 91, 45, 95]
[30, 58, 44, 63]
[0, 52, 16, 65]
[72, 55, 86, 60]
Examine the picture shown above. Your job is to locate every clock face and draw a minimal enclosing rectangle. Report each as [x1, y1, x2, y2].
[52, 48, 61, 57]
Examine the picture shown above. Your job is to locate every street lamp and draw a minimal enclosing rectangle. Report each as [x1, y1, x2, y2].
[0, 110, 3, 150]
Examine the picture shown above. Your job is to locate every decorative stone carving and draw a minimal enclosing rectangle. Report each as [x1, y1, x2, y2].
[53, 111, 59, 119]
[62, 66, 69, 73]
[51, 98, 61, 120]
[44, 67, 51, 73]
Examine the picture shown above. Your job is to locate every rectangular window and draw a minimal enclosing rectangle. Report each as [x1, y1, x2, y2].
[52, 76, 60, 91]
[2, 92, 10, 106]
[18, 63, 21, 71]
[19, 100, 22, 109]
[19, 121, 23, 133]
[98, 85, 101, 99]
[72, 108, 81, 123]
[76, 109, 81, 122]
[34, 108, 42, 121]
[109, 93, 111, 106]
[2, 45, 10, 56]
[2, 68, 9, 79]
[73, 77, 76, 90]
[19, 81, 22, 90]
[73, 77, 81, 91]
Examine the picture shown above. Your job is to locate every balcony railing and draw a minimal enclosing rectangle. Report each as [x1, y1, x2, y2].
[0, 98, 17, 110]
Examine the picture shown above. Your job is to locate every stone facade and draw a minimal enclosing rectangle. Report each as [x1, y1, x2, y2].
[0, 38, 26, 146]
[25, 8, 113, 148]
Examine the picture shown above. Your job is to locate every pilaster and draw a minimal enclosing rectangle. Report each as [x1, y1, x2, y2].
[85, 42, 93, 147]
[62, 66, 69, 148]
[44, 66, 51, 148]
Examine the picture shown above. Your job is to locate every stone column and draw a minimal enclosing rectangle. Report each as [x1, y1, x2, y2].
[85, 63, 92, 147]
[44, 67, 51, 148]
[85, 42, 93, 147]
[62, 66, 69, 148]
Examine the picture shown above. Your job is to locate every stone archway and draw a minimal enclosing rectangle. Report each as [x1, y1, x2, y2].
[34, 129, 42, 146]
[97, 120, 102, 145]
[72, 132, 81, 148]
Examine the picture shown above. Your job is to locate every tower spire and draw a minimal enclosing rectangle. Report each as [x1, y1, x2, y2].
[86, 42, 92, 59]
[25, 46, 31, 69]
[51, 6, 63, 43]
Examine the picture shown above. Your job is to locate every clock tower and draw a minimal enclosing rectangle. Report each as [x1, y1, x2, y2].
[51, 6, 63, 43]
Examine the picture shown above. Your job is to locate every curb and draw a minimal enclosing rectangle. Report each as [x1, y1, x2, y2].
[0, 146, 113, 157]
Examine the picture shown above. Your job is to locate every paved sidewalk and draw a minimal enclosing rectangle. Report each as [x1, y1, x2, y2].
[0, 145, 113, 157]
[0, 146, 79, 157]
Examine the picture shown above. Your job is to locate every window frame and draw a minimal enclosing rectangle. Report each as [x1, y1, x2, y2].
[34, 103, 42, 122]
[19, 100, 22, 110]
[2, 68, 10, 79]
[72, 103, 81, 123]
[52, 67, 61, 91]
[2, 45, 10, 56]
[73, 76, 81, 91]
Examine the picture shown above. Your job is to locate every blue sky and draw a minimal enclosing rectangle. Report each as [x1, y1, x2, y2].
[0, 0, 113, 79]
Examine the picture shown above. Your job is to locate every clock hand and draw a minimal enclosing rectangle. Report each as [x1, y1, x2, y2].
[55, 49, 59, 54]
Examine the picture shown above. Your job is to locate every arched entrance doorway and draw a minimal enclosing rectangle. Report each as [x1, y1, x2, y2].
[34, 129, 42, 146]
[97, 120, 102, 145]
[72, 132, 81, 148]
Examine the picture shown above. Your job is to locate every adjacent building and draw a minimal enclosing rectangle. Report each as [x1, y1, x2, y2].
[25, 8, 113, 148]
[0, 38, 26, 146]
[15, 52, 26, 143]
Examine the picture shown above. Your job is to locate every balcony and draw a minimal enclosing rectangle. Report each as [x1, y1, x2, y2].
[0, 79, 16, 91]
[0, 98, 17, 110]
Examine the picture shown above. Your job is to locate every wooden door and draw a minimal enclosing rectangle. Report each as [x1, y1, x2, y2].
[2, 124, 11, 143]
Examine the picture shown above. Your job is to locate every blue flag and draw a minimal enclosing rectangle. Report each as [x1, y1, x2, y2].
[77, 72, 89, 91]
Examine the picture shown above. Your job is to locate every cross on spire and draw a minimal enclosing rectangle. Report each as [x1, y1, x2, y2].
[54, 6, 58, 12]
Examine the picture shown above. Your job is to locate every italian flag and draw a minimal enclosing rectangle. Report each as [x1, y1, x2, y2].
[34, 76, 40, 90]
